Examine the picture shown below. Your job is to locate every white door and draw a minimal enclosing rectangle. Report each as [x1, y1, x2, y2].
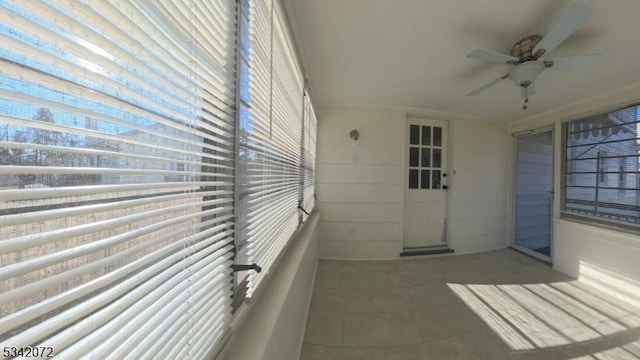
[403, 118, 449, 249]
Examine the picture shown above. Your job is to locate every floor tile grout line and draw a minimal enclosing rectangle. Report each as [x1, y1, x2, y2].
[305, 250, 638, 359]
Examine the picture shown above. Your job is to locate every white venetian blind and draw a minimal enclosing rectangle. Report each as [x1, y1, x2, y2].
[239, 0, 305, 295]
[302, 91, 317, 213]
[0, 0, 236, 358]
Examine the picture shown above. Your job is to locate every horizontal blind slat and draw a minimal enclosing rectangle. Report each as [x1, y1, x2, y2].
[0, 220, 234, 313]
[43, 250, 233, 357]
[0, 181, 232, 201]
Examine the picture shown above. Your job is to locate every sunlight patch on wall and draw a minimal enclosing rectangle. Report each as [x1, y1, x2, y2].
[579, 261, 640, 310]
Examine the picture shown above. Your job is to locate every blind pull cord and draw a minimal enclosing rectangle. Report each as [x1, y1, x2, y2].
[297, 204, 310, 216]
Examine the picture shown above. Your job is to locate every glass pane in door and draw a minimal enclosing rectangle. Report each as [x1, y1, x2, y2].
[514, 130, 553, 258]
[421, 148, 431, 167]
[409, 147, 419, 167]
[409, 169, 419, 189]
[421, 170, 430, 189]
[422, 126, 431, 145]
[410, 125, 420, 145]
[433, 127, 442, 146]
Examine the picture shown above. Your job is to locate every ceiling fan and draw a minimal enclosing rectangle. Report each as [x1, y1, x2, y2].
[466, 0, 602, 109]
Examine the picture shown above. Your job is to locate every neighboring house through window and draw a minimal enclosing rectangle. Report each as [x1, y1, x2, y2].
[562, 104, 640, 227]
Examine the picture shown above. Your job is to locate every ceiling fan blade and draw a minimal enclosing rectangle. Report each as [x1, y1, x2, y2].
[521, 83, 536, 99]
[467, 49, 519, 64]
[533, 0, 593, 57]
[547, 54, 603, 71]
[467, 74, 509, 96]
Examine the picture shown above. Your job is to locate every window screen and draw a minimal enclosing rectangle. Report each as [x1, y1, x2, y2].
[0, 1, 235, 357]
[563, 104, 640, 226]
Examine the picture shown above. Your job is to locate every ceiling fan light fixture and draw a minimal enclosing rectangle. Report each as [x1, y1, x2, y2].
[508, 61, 545, 88]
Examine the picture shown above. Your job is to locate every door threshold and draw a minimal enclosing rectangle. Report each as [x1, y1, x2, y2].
[400, 245, 454, 257]
[510, 246, 552, 265]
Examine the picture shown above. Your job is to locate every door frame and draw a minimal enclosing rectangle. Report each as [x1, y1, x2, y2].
[510, 126, 555, 262]
[401, 116, 452, 251]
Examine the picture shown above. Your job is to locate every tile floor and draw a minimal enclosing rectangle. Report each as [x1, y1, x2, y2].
[301, 249, 640, 360]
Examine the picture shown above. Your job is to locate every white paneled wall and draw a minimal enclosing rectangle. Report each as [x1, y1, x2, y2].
[317, 107, 405, 259]
[449, 118, 509, 253]
[316, 106, 509, 259]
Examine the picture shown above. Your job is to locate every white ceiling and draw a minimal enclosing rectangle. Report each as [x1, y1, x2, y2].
[284, 0, 640, 122]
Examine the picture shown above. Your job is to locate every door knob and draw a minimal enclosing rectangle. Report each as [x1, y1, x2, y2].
[442, 185, 449, 190]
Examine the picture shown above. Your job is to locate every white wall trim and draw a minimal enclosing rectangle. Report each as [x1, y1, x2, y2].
[328, 103, 494, 123]
[509, 81, 640, 130]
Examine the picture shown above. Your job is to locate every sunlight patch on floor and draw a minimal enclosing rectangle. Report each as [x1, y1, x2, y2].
[468, 284, 570, 348]
[447, 283, 535, 350]
[568, 339, 640, 359]
[525, 283, 626, 335]
[448, 279, 639, 352]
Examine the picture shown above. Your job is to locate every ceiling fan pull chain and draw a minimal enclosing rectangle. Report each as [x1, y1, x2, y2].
[522, 87, 529, 110]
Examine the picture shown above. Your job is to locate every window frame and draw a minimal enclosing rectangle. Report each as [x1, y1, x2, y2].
[560, 102, 640, 234]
